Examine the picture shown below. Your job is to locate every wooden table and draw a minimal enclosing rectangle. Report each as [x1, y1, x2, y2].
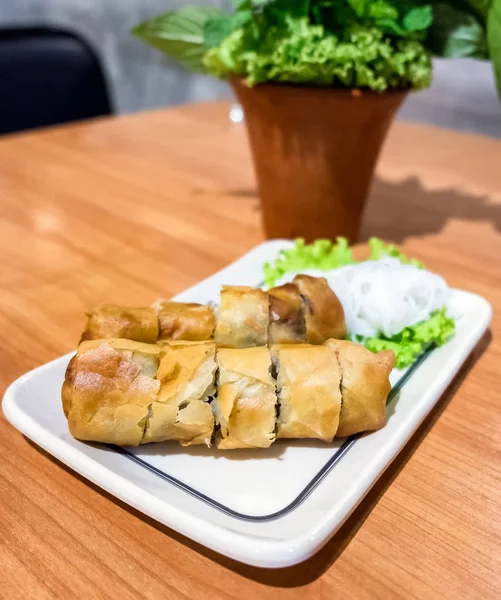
[1, 102, 500, 599]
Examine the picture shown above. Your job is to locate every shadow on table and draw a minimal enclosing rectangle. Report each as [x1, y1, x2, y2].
[223, 176, 501, 242]
[360, 176, 501, 243]
[27, 331, 490, 588]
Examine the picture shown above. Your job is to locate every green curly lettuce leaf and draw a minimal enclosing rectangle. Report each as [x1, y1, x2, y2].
[359, 308, 455, 368]
[367, 237, 425, 267]
[203, 17, 432, 90]
[263, 236, 423, 287]
[263, 238, 355, 288]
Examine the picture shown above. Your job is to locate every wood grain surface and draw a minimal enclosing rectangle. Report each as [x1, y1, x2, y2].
[0, 102, 500, 599]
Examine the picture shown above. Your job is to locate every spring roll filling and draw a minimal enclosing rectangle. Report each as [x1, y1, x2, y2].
[141, 342, 217, 446]
[214, 347, 276, 448]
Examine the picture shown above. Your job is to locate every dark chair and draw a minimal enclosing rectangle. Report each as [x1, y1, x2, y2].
[0, 27, 112, 135]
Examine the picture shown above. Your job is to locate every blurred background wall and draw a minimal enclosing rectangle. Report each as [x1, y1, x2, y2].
[1, 0, 500, 137]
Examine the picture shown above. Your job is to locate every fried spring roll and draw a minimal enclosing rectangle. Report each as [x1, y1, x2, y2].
[142, 341, 216, 446]
[80, 305, 158, 344]
[63, 338, 395, 449]
[214, 286, 269, 348]
[272, 344, 342, 442]
[153, 300, 216, 341]
[325, 339, 394, 437]
[62, 339, 161, 446]
[268, 283, 306, 344]
[214, 347, 276, 449]
[293, 275, 346, 343]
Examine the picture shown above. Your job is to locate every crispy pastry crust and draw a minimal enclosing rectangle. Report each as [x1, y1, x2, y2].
[268, 283, 306, 344]
[214, 286, 269, 348]
[62, 339, 161, 446]
[142, 341, 216, 446]
[154, 300, 216, 341]
[293, 275, 346, 343]
[273, 344, 342, 442]
[325, 339, 394, 437]
[80, 305, 158, 344]
[214, 347, 276, 449]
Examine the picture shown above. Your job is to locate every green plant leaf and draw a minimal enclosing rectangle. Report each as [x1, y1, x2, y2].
[265, 0, 311, 17]
[425, 3, 488, 58]
[367, 0, 405, 37]
[487, 0, 501, 95]
[345, 0, 367, 17]
[443, 20, 488, 56]
[132, 6, 222, 72]
[204, 10, 252, 48]
[367, 0, 399, 21]
[375, 18, 407, 35]
[403, 5, 434, 31]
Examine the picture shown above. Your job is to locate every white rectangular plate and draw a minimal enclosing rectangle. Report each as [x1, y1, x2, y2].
[3, 240, 492, 568]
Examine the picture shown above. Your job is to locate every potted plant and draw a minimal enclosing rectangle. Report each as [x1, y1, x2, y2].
[134, 0, 501, 242]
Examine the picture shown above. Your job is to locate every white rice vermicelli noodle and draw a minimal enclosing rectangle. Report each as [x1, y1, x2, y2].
[272, 258, 451, 338]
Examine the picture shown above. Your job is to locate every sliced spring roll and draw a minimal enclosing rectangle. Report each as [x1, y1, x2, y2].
[325, 339, 394, 437]
[293, 275, 346, 343]
[80, 304, 159, 344]
[268, 283, 306, 344]
[214, 347, 276, 449]
[62, 339, 161, 446]
[153, 299, 216, 341]
[142, 341, 216, 446]
[272, 344, 342, 442]
[214, 286, 269, 348]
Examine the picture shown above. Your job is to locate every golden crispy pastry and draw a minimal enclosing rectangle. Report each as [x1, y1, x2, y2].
[214, 347, 276, 449]
[62, 339, 161, 446]
[293, 275, 346, 343]
[142, 341, 216, 446]
[214, 286, 269, 348]
[272, 344, 342, 442]
[325, 339, 395, 437]
[157, 339, 211, 348]
[153, 300, 216, 341]
[80, 305, 159, 344]
[268, 283, 306, 344]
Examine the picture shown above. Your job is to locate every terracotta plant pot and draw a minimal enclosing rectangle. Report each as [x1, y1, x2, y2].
[231, 79, 407, 242]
